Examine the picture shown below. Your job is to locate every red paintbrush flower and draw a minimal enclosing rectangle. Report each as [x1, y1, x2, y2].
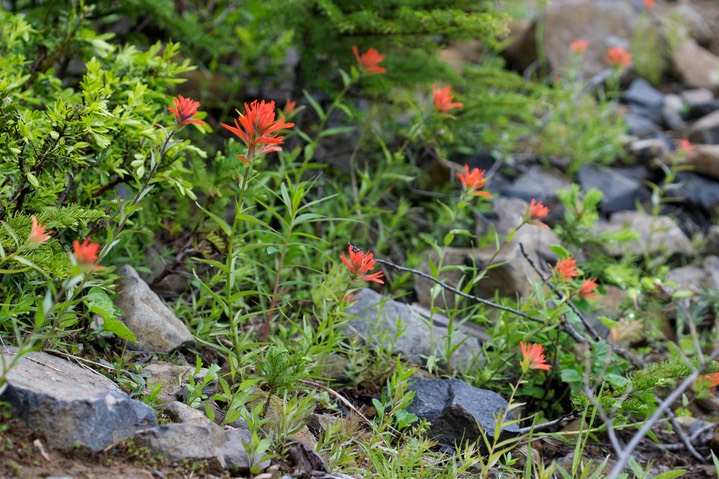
[457, 165, 492, 198]
[28, 215, 51, 247]
[520, 342, 551, 371]
[341, 245, 384, 284]
[605, 47, 632, 68]
[72, 238, 103, 271]
[527, 199, 550, 227]
[432, 84, 463, 114]
[554, 257, 579, 281]
[352, 46, 387, 75]
[221, 100, 295, 164]
[168, 95, 206, 127]
[578, 278, 598, 300]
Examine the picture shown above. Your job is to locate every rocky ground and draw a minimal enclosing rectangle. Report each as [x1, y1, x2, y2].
[4, 0, 719, 478]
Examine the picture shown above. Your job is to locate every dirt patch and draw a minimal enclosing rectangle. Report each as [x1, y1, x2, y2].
[0, 404, 232, 479]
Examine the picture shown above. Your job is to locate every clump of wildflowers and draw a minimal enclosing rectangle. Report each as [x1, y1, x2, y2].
[341, 245, 384, 284]
[221, 100, 295, 165]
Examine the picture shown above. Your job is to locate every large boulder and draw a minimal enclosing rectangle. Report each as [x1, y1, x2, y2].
[0, 347, 156, 451]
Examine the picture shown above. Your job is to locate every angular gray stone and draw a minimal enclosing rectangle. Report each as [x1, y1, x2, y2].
[406, 378, 519, 448]
[133, 422, 269, 471]
[690, 112, 719, 145]
[667, 172, 719, 210]
[624, 78, 664, 123]
[115, 265, 194, 353]
[344, 288, 482, 369]
[576, 166, 645, 214]
[0, 347, 156, 451]
[625, 109, 659, 137]
[500, 166, 571, 224]
[593, 211, 694, 257]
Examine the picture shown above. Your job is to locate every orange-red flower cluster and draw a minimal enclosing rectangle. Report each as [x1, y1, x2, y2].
[73, 238, 103, 271]
[678, 139, 694, 152]
[221, 100, 295, 165]
[169, 95, 206, 127]
[527, 199, 549, 227]
[457, 165, 492, 198]
[352, 46, 387, 75]
[578, 278, 598, 300]
[28, 215, 51, 247]
[554, 257, 578, 281]
[520, 342, 551, 371]
[570, 39, 589, 55]
[432, 84, 463, 114]
[605, 47, 632, 68]
[553, 256, 599, 300]
[341, 245, 384, 284]
[644, 0, 654, 8]
[702, 372, 719, 390]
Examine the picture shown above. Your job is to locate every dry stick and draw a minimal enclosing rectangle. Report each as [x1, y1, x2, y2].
[606, 347, 719, 479]
[373, 258, 587, 343]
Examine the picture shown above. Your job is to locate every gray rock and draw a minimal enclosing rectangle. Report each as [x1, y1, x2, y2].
[672, 39, 719, 92]
[704, 256, 719, 291]
[576, 166, 645, 214]
[670, 4, 713, 46]
[624, 78, 664, 123]
[690, 112, 719, 145]
[344, 288, 482, 369]
[500, 166, 571, 224]
[625, 109, 660, 137]
[141, 361, 194, 403]
[667, 172, 719, 210]
[665, 265, 708, 292]
[134, 422, 269, 471]
[682, 89, 714, 107]
[406, 378, 519, 448]
[593, 211, 694, 257]
[662, 94, 686, 131]
[704, 226, 719, 257]
[539, 0, 636, 77]
[683, 145, 719, 180]
[162, 401, 211, 425]
[0, 347, 156, 451]
[115, 265, 194, 353]
[628, 138, 671, 163]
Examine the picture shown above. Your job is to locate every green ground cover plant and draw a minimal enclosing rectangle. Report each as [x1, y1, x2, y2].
[2, 1, 719, 478]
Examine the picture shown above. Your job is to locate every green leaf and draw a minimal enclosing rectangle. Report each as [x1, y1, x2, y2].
[195, 201, 232, 236]
[302, 89, 325, 121]
[26, 171, 39, 188]
[318, 126, 356, 138]
[548, 244, 570, 258]
[560, 368, 583, 384]
[103, 316, 138, 343]
[85, 287, 115, 318]
[652, 471, 686, 479]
